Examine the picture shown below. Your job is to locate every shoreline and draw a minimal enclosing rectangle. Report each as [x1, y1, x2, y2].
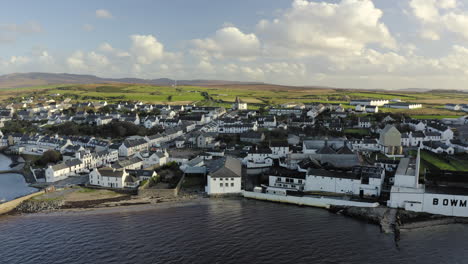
[5, 192, 467, 235]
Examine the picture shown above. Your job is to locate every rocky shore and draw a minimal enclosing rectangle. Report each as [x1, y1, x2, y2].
[15, 199, 65, 214]
[10, 190, 203, 215]
[330, 205, 468, 238]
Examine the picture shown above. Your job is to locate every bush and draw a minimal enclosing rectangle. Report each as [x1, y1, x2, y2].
[36, 150, 62, 166]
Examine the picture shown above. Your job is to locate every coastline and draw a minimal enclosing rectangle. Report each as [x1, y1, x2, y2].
[5, 190, 467, 236]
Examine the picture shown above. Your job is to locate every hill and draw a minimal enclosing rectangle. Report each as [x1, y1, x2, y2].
[0, 72, 266, 89]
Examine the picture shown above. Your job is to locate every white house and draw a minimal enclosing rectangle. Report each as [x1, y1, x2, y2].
[422, 141, 455, 155]
[408, 120, 426, 131]
[118, 138, 149, 157]
[355, 105, 366, 112]
[45, 159, 84, 182]
[143, 117, 160, 128]
[365, 106, 379, 113]
[357, 117, 372, 128]
[89, 167, 130, 188]
[243, 147, 274, 168]
[205, 157, 242, 195]
[76, 149, 119, 169]
[427, 123, 454, 141]
[445, 104, 461, 111]
[137, 150, 169, 167]
[111, 156, 144, 170]
[96, 116, 113, 126]
[270, 142, 289, 158]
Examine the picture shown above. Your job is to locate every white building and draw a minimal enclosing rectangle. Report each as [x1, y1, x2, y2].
[218, 123, 257, 134]
[89, 167, 130, 188]
[365, 106, 379, 113]
[233, 97, 248, 110]
[386, 150, 468, 217]
[305, 166, 385, 197]
[137, 150, 169, 167]
[350, 99, 389, 106]
[45, 159, 84, 182]
[427, 123, 454, 141]
[205, 157, 242, 195]
[118, 138, 149, 157]
[96, 116, 113, 126]
[268, 169, 306, 191]
[76, 149, 119, 169]
[445, 104, 461, 111]
[385, 103, 423, 109]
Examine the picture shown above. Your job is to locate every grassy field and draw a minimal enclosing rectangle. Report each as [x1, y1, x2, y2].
[418, 150, 468, 172]
[2, 83, 467, 115]
[343, 128, 371, 136]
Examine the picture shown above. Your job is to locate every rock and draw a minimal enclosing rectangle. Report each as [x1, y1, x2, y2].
[15, 199, 64, 213]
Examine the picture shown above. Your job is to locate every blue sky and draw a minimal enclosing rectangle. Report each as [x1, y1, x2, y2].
[2, 0, 468, 89]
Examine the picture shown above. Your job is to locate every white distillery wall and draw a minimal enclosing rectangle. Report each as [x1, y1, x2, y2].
[422, 193, 468, 217]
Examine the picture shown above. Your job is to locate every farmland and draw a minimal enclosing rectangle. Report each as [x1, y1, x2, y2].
[1, 83, 468, 118]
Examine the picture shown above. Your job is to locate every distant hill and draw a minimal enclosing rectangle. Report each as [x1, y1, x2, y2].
[0, 72, 266, 89]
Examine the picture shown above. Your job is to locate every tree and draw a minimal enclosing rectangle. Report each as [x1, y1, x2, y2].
[167, 95, 173, 102]
[36, 150, 62, 166]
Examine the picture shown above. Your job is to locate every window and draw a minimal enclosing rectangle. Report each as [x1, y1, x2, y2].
[298, 180, 302, 184]
[220, 178, 223, 181]
[220, 183, 223, 187]
[231, 183, 234, 187]
[231, 178, 234, 181]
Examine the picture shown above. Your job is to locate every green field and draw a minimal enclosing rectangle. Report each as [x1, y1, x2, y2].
[343, 128, 371, 136]
[2, 83, 468, 115]
[417, 150, 468, 172]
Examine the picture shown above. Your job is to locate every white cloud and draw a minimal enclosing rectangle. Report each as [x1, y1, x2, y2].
[0, 21, 43, 44]
[409, 0, 440, 23]
[438, 0, 457, 9]
[99, 42, 130, 57]
[191, 26, 261, 61]
[420, 29, 440, 40]
[95, 9, 113, 19]
[409, 0, 468, 41]
[83, 24, 94, 32]
[130, 34, 165, 64]
[197, 59, 215, 73]
[256, 0, 396, 58]
[9, 56, 31, 65]
[0, 21, 43, 33]
[66, 51, 109, 73]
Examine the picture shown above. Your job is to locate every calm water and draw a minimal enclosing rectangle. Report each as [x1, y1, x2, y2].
[1, 199, 467, 264]
[0, 154, 37, 201]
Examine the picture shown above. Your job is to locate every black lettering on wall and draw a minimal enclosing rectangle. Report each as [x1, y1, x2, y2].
[460, 200, 467, 207]
[443, 199, 449, 206]
[451, 199, 458, 206]
[433, 198, 439, 205]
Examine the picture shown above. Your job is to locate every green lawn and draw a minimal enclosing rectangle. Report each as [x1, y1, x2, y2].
[410, 115, 462, 120]
[418, 150, 468, 171]
[344, 128, 371, 136]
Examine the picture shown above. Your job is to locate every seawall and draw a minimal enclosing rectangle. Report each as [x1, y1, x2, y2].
[0, 191, 45, 216]
[242, 191, 380, 208]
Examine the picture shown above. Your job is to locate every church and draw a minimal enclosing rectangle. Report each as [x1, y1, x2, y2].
[233, 97, 247, 110]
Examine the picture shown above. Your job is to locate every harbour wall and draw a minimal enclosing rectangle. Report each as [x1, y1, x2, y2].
[242, 191, 379, 208]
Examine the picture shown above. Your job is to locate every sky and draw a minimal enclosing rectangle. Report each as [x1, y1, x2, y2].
[2, 0, 468, 89]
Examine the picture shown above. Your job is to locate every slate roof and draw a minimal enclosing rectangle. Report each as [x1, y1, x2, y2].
[209, 157, 242, 178]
